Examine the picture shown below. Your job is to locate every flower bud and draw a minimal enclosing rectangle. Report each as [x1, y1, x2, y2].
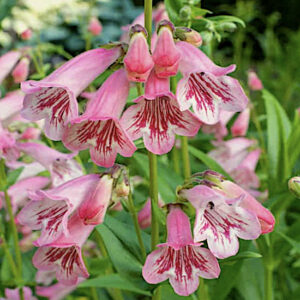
[20, 29, 32, 40]
[123, 25, 154, 82]
[175, 27, 202, 47]
[248, 70, 263, 91]
[288, 177, 300, 198]
[179, 6, 192, 21]
[88, 17, 102, 36]
[12, 57, 30, 83]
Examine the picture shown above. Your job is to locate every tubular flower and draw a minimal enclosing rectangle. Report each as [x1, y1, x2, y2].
[62, 69, 136, 167]
[0, 287, 37, 300]
[121, 70, 200, 154]
[17, 174, 100, 246]
[231, 107, 250, 137]
[78, 174, 113, 225]
[152, 21, 181, 78]
[142, 205, 220, 296]
[180, 185, 261, 259]
[16, 142, 83, 186]
[32, 213, 93, 285]
[218, 180, 275, 234]
[0, 50, 21, 85]
[0, 124, 20, 161]
[176, 41, 248, 124]
[123, 25, 154, 82]
[21, 47, 121, 140]
[12, 57, 30, 83]
[0, 90, 24, 123]
[248, 70, 263, 91]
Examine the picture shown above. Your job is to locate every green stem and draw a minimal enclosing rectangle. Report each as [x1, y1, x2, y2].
[171, 146, 180, 175]
[181, 136, 191, 180]
[144, 0, 153, 46]
[148, 152, 159, 250]
[197, 278, 210, 300]
[75, 154, 87, 175]
[264, 267, 273, 300]
[127, 190, 147, 261]
[19, 288, 25, 300]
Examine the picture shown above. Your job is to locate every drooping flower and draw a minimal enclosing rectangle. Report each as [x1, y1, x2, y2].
[152, 20, 181, 78]
[17, 174, 100, 246]
[123, 25, 154, 82]
[32, 213, 94, 285]
[0, 287, 37, 300]
[121, 70, 201, 154]
[218, 180, 275, 234]
[78, 174, 113, 225]
[247, 70, 263, 91]
[21, 47, 121, 140]
[12, 57, 30, 83]
[231, 107, 250, 137]
[142, 205, 220, 296]
[62, 69, 136, 167]
[176, 41, 248, 124]
[0, 51, 21, 85]
[16, 142, 82, 186]
[180, 185, 261, 259]
[87, 17, 102, 36]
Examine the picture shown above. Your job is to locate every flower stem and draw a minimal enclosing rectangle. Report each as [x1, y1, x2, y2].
[127, 190, 147, 261]
[264, 267, 273, 300]
[144, 0, 153, 46]
[171, 146, 180, 175]
[181, 136, 191, 180]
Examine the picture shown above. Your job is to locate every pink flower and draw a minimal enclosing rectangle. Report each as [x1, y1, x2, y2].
[142, 205, 220, 296]
[0, 90, 24, 123]
[62, 69, 136, 167]
[124, 25, 154, 82]
[121, 70, 200, 154]
[87, 17, 102, 36]
[176, 41, 248, 124]
[21, 29, 32, 40]
[181, 185, 261, 259]
[231, 107, 250, 137]
[36, 279, 84, 300]
[17, 174, 100, 246]
[12, 57, 30, 83]
[1, 287, 36, 300]
[138, 197, 164, 229]
[218, 180, 275, 234]
[20, 127, 41, 140]
[0, 51, 21, 86]
[21, 47, 121, 140]
[17, 142, 83, 186]
[79, 174, 113, 225]
[0, 124, 20, 161]
[248, 70, 263, 91]
[32, 213, 93, 285]
[152, 21, 181, 78]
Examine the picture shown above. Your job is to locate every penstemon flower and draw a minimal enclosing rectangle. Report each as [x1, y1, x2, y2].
[176, 41, 248, 124]
[0, 91, 25, 124]
[121, 70, 201, 154]
[12, 57, 30, 83]
[0, 51, 21, 86]
[62, 69, 136, 167]
[180, 184, 261, 258]
[21, 47, 121, 140]
[142, 204, 220, 296]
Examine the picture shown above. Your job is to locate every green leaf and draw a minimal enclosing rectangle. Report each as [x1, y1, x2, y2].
[6, 167, 24, 187]
[263, 89, 291, 187]
[287, 111, 300, 169]
[188, 145, 233, 180]
[209, 15, 245, 27]
[165, 0, 183, 25]
[221, 251, 262, 264]
[79, 274, 151, 296]
[276, 231, 300, 254]
[191, 7, 212, 18]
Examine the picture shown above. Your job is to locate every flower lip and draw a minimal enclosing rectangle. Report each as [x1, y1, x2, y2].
[129, 24, 148, 38]
[157, 19, 175, 33]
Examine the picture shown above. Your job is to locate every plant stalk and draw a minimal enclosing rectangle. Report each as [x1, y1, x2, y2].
[181, 136, 191, 180]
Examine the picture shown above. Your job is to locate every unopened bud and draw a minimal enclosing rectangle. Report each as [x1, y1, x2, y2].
[217, 22, 237, 32]
[202, 170, 225, 184]
[175, 27, 202, 47]
[179, 6, 192, 21]
[201, 31, 213, 45]
[20, 29, 32, 40]
[88, 17, 102, 36]
[288, 177, 300, 198]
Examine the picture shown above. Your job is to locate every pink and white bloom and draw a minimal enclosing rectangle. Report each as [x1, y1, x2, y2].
[12, 57, 30, 83]
[16, 142, 82, 186]
[79, 174, 113, 225]
[36, 279, 84, 300]
[121, 70, 201, 154]
[0, 51, 21, 85]
[152, 21, 181, 78]
[87, 17, 102, 36]
[0, 287, 37, 300]
[21, 47, 121, 140]
[0, 124, 19, 161]
[32, 213, 93, 285]
[231, 107, 250, 137]
[218, 180, 275, 234]
[176, 41, 248, 124]
[123, 25, 154, 82]
[142, 205, 220, 296]
[62, 69, 136, 167]
[181, 185, 261, 259]
[21, 29, 32, 40]
[0, 90, 24, 122]
[17, 174, 100, 246]
[248, 70, 263, 91]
